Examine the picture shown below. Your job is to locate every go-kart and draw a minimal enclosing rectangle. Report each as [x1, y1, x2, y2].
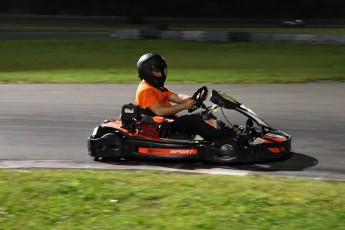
[87, 86, 292, 164]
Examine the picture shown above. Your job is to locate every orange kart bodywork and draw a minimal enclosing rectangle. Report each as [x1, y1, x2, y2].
[87, 88, 292, 164]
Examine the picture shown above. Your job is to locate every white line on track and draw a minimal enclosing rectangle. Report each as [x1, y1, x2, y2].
[1, 160, 344, 182]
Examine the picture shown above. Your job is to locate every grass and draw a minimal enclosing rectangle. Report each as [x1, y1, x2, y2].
[0, 169, 344, 230]
[0, 39, 344, 83]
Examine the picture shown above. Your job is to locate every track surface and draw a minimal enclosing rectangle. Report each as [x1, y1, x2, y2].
[1, 83, 344, 180]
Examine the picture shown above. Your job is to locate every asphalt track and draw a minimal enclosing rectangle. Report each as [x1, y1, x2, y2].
[1, 83, 344, 181]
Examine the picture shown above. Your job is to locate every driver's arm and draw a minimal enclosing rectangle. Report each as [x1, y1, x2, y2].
[148, 99, 195, 116]
[169, 93, 192, 104]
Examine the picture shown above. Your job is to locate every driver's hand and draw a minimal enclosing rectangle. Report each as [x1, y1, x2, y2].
[201, 91, 208, 101]
[183, 98, 196, 110]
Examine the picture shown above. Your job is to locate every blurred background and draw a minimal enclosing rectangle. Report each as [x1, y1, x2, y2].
[1, 0, 344, 28]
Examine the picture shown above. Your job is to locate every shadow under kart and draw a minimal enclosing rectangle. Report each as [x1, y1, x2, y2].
[97, 152, 317, 173]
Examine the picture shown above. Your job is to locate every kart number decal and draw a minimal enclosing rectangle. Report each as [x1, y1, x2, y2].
[219, 91, 240, 105]
[138, 147, 197, 155]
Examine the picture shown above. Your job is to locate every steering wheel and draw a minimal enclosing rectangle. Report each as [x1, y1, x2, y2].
[188, 86, 208, 113]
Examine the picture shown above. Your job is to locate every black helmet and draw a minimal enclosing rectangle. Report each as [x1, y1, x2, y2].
[137, 53, 167, 88]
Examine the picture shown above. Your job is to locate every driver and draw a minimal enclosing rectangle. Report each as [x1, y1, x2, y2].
[135, 53, 226, 140]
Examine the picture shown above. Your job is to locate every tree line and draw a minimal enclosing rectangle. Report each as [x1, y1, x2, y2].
[1, 0, 344, 19]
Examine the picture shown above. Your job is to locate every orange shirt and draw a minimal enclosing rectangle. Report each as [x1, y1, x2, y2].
[135, 80, 174, 109]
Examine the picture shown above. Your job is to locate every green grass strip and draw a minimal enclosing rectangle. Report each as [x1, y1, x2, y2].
[0, 169, 344, 229]
[0, 39, 344, 84]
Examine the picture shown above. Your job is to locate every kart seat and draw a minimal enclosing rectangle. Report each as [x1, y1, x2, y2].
[121, 103, 174, 138]
[121, 103, 141, 130]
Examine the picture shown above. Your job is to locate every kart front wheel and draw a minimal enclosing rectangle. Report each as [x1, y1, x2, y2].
[211, 138, 239, 163]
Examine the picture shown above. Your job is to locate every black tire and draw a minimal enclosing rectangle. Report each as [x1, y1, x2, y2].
[211, 137, 239, 163]
[91, 126, 116, 139]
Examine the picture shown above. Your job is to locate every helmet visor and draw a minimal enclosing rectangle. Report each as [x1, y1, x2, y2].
[152, 66, 167, 76]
